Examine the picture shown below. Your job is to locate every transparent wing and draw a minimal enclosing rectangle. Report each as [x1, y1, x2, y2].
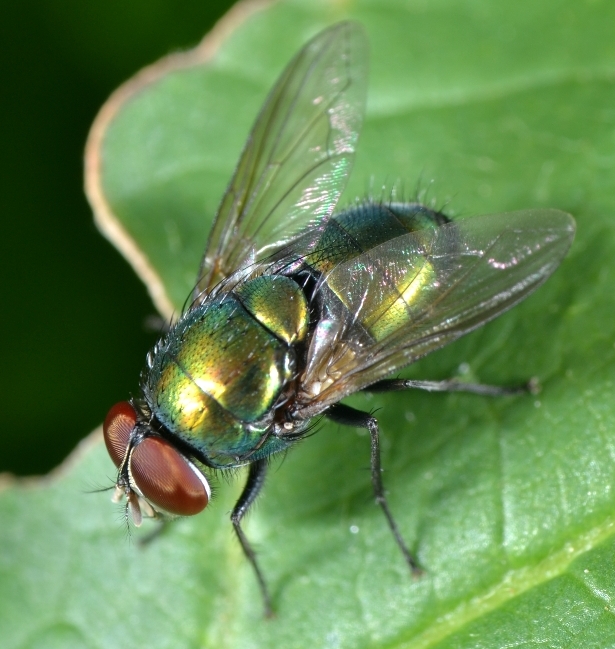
[301, 209, 575, 413]
[195, 22, 368, 298]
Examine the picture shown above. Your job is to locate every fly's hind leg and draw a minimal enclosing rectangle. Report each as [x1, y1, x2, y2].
[231, 458, 274, 617]
[137, 518, 171, 546]
[366, 377, 539, 397]
[324, 377, 533, 577]
[326, 402, 422, 576]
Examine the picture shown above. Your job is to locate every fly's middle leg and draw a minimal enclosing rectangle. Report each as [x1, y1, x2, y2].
[366, 377, 538, 397]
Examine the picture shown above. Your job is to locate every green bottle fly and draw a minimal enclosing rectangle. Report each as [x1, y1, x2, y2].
[102, 22, 575, 616]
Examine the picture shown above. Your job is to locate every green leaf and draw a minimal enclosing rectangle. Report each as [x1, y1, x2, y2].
[4, 0, 615, 647]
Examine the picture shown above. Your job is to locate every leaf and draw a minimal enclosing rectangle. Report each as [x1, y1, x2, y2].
[3, 0, 615, 647]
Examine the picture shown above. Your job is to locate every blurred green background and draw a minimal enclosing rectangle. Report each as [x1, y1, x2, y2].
[0, 0, 235, 475]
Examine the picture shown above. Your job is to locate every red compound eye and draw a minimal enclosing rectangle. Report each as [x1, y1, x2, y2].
[129, 436, 210, 516]
[103, 401, 137, 468]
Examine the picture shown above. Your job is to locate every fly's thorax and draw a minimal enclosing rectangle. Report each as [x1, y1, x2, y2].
[142, 280, 309, 465]
[234, 275, 309, 345]
[299, 318, 360, 400]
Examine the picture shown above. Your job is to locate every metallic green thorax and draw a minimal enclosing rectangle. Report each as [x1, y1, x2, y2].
[234, 275, 309, 345]
[144, 276, 309, 466]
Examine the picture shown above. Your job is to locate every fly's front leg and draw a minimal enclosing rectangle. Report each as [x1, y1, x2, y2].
[366, 377, 538, 397]
[137, 518, 170, 546]
[231, 458, 273, 617]
[326, 403, 422, 576]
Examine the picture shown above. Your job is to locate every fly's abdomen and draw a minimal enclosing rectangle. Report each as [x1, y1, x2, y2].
[144, 277, 309, 463]
[309, 203, 447, 272]
[309, 203, 449, 341]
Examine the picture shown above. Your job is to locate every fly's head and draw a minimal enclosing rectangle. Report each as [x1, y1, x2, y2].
[103, 400, 211, 526]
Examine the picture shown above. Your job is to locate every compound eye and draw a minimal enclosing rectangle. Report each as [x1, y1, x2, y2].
[129, 436, 210, 516]
[103, 401, 137, 468]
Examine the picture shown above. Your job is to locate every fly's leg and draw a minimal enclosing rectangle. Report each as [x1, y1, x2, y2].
[366, 377, 538, 397]
[231, 458, 273, 617]
[137, 519, 170, 546]
[326, 403, 422, 576]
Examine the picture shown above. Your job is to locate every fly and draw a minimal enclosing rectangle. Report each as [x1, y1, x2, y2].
[102, 22, 576, 616]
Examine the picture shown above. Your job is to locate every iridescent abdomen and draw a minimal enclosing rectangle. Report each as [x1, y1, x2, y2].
[144, 275, 309, 465]
[307, 203, 448, 341]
